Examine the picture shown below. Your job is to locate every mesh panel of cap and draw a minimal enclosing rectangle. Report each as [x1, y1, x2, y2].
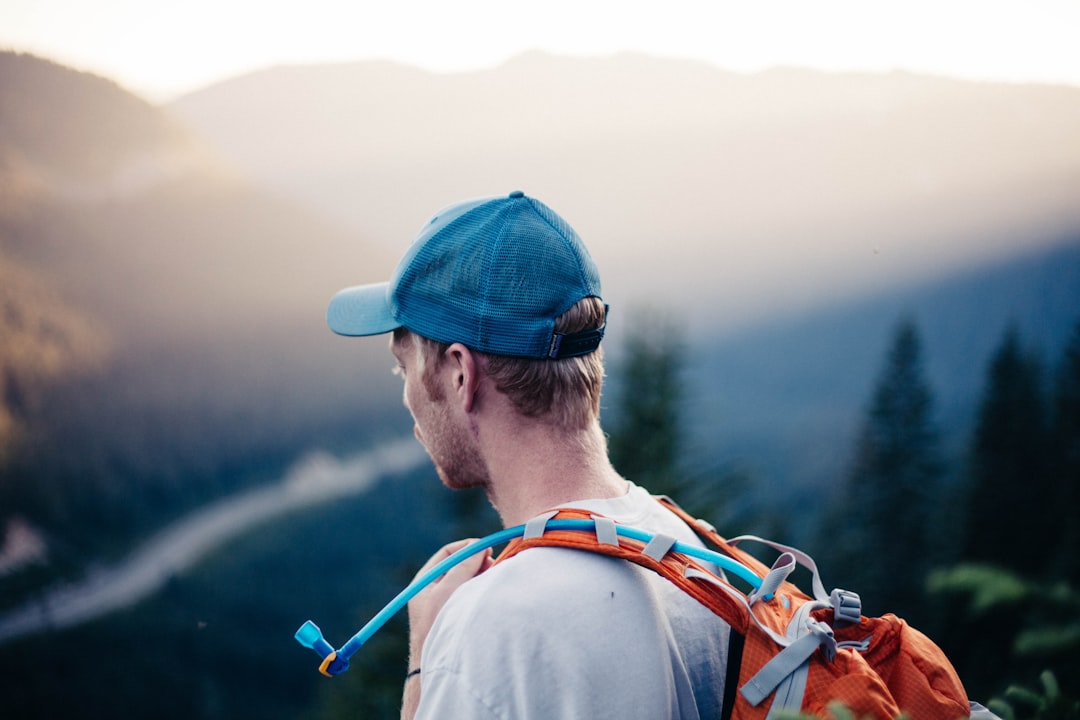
[392, 196, 601, 357]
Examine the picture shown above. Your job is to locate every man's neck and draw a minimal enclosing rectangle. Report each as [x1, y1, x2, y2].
[482, 420, 628, 528]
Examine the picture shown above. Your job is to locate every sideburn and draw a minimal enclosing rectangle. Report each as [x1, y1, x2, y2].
[420, 344, 448, 403]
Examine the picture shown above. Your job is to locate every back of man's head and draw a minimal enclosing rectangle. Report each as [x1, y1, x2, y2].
[327, 191, 609, 427]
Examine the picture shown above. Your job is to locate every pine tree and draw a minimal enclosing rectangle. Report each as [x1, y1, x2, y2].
[964, 325, 1051, 576]
[607, 311, 757, 527]
[1049, 320, 1080, 583]
[826, 318, 943, 619]
[608, 313, 683, 499]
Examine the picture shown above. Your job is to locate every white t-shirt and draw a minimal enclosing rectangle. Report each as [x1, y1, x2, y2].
[416, 483, 731, 719]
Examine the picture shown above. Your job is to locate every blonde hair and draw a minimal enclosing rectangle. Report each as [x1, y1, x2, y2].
[411, 297, 606, 429]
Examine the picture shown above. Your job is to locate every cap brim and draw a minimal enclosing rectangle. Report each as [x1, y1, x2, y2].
[326, 282, 400, 337]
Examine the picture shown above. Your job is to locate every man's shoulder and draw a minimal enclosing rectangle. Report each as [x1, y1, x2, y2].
[455, 545, 649, 615]
[441, 541, 717, 635]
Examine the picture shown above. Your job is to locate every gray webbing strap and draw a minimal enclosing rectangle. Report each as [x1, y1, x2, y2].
[729, 534, 830, 602]
[762, 663, 809, 720]
[741, 620, 837, 707]
[592, 516, 619, 546]
[687, 569, 777, 642]
[748, 552, 796, 606]
[523, 511, 559, 540]
[642, 533, 677, 562]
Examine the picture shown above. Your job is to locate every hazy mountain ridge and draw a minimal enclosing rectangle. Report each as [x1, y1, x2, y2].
[0, 51, 212, 203]
[169, 51, 1080, 336]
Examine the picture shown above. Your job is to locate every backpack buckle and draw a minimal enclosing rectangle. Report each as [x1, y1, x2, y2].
[830, 589, 861, 627]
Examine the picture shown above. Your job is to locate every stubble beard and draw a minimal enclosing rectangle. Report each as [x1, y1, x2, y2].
[421, 368, 491, 493]
[428, 411, 490, 492]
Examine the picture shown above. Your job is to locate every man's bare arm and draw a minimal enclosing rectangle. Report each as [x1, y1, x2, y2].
[401, 538, 493, 720]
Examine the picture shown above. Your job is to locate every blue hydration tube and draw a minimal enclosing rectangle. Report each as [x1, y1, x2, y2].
[295, 519, 761, 676]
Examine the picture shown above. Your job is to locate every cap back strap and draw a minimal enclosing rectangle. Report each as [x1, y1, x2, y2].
[547, 305, 609, 359]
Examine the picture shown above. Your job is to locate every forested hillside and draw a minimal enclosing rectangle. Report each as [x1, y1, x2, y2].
[0, 52, 400, 583]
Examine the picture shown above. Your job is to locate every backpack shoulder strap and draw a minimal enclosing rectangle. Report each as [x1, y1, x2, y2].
[494, 506, 756, 628]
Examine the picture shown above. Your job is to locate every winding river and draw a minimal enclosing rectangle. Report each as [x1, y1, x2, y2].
[0, 437, 426, 644]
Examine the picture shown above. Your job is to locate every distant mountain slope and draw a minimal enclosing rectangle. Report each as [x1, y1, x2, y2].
[0, 51, 157, 452]
[170, 52, 1080, 334]
[681, 238, 1080, 538]
[0, 52, 403, 565]
[0, 256, 109, 456]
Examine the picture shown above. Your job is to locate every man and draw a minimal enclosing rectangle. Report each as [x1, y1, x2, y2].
[327, 191, 730, 719]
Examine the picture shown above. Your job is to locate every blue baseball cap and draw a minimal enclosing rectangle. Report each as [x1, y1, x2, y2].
[327, 191, 606, 359]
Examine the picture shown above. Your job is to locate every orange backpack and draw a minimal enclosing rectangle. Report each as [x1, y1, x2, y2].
[494, 498, 975, 720]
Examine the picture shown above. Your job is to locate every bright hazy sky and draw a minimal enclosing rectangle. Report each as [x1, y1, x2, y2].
[2, 0, 1078, 102]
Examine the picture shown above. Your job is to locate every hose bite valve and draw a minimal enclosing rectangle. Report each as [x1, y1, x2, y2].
[294, 621, 350, 677]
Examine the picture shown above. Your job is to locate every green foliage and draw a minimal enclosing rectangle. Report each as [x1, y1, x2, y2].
[929, 561, 1080, 702]
[989, 671, 1080, 720]
[1015, 624, 1080, 657]
[927, 564, 1030, 615]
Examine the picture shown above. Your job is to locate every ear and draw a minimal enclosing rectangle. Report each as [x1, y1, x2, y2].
[444, 343, 481, 413]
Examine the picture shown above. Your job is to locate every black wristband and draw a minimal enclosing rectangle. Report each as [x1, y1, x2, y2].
[406, 667, 421, 681]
